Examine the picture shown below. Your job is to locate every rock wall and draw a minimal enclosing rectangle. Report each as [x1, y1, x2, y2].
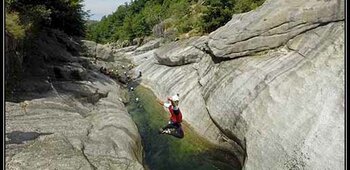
[208, 0, 344, 59]
[5, 32, 23, 94]
[5, 30, 144, 169]
[126, 0, 344, 169]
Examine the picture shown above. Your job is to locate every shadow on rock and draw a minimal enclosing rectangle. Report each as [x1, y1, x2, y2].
[5, 29, 117, 103]
[6, 131, 53, 144]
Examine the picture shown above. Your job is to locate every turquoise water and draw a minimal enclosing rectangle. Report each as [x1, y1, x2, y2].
[127, 86, 241, 170]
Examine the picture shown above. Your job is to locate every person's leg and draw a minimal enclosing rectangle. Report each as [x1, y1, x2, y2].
[159, 122, 177, 134]
[171, 123, 184, 138]
[163, 123, 177, 129]
[161, 123, 184, 138]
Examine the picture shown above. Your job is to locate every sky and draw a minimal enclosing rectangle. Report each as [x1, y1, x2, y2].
[82, 0, 131, 21]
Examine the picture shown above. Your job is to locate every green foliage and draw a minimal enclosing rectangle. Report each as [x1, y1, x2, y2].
[5, 12, 25, 39]
[199, 0, 265, 33]
[86, 0, 265, 43]
[142, 2, 163, 26]
[199, 0, 234, 33]
[132, 14, 151, 38]
[6, 0, 87, 36]
[234, 0, 265, 13]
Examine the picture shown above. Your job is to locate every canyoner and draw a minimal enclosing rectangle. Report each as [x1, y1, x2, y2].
[157, 94, 184, 138]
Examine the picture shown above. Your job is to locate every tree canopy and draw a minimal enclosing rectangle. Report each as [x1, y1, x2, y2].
[5, 0, 265, 43]
[5, 0, 88, 38]
[86, 0, 265, 44]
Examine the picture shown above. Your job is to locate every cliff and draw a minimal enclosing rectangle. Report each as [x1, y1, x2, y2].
[126, 0, 344, 169]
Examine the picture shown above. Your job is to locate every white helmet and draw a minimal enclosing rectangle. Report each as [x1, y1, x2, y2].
[171, 94, 179, 102]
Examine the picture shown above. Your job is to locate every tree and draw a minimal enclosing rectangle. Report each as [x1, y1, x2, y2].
[5, 12, 25, 39]
[199, 0, 234, 33]
[6, 0, 87, 36]
[86, 0, 266, 43]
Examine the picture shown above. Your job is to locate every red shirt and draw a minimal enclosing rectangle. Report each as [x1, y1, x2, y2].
[168, 105, 182, 123]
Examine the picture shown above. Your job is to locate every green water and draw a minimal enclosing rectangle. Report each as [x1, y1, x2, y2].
[127, 86, 241, 170]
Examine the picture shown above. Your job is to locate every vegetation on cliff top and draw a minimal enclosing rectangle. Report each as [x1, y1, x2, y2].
[86, 0, 265, 44]
[5, 0, 88, 38]
[5, 0, 88, 97]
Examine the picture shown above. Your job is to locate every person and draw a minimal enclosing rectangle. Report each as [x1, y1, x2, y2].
[137, 70, 142, 78]
[157, 94, 184, 138]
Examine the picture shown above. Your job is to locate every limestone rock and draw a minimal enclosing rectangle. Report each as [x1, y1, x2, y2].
[134, 38, 163, 54]
[6, 30, 144, 170]
[6, 73, 144, 170]
[154, 36, 208, 66]
[115, 45, 139, 54]
[95, 44, 114, 61]
[81, 40, 97, 57]
[129, 0, 344, 169]
[51, 63, 87, 81]
[208, 0, 344, 59]
[81, 40, 115, 61]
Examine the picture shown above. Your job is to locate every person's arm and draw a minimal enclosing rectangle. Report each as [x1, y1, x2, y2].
[167, 97, 176, 106]
[157, 99, 164, 106]
[157, 99, 171, 108]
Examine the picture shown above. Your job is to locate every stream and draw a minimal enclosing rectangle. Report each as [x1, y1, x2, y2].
[126, 85, 241, 170]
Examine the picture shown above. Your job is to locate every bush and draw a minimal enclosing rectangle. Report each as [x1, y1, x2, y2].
[6, 12, 25, 39]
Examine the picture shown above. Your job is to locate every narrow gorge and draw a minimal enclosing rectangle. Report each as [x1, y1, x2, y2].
[5, 0, 344, 169]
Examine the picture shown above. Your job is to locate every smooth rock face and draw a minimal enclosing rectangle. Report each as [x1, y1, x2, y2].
[96, 44, 114, 61]
[81, 40, 115, 61]
[128, 0, 344, 169]
[134, 38, 163, 54]
[208, 0, 344, 59]
[154, 36, 209, 66]
[6, 31, 144, 170]
[205, 22, 344, 169]
[6, 79, 143, 169]
[81, 40, 97, 57]
[131, 41, 247, 164]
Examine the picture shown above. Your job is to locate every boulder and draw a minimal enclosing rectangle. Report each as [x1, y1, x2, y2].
[81, 40, 115, 61]
[154, 36, 208, 66]
[81, 40, 97, 57]
[51, 63, 87, 81]
[134, 38, 163, 54]
[95, 44, 114, 61]
[152, 18, 178, 40]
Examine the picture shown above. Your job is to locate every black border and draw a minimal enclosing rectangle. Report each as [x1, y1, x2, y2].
[2, 0, 5, 168]
[345, 0, 348, 169]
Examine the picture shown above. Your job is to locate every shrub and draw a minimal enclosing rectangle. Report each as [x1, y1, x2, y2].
[5, 12, 25, 39]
